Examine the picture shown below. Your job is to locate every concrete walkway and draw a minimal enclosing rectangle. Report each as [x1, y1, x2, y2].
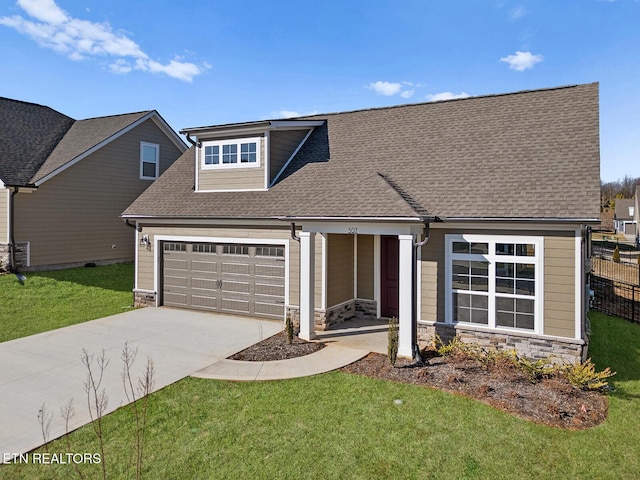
[1, 310, 386, 461]
[193, 316, 388, 381]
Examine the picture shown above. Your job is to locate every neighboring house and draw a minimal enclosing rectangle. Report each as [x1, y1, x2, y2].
[613, 198, 636, 240]
[123, 83, 600, 362]
[0, 98, 186, 271]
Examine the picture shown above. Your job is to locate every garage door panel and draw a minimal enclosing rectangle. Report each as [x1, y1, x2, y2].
[164, 292, 187, 307]
[191, 277, 218, 291]
[191, 295, 218, 309]
[164, 258, 188, 270]
[221, 298, 250, 314]
[164, 274, 188, 288]
[191, 260, 217, 273]
[255, 283, 285, 297]
[162, 241, 285, 320]
[255, 264, 284, 278]
[222, 262, 250, 275]
[222, 280, 250, 294]
[255, 302, 284, 318]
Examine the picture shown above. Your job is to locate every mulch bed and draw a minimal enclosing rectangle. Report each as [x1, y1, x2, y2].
[228, 332, 608, 430]
[229, 331, 325, 361]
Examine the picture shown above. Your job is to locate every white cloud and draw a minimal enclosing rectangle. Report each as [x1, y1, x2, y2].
[425, 91, 471, 102]
[0, 0, 207, 82]
[509, 6, 527, 20]
[270, 110, 319, 119]
[499, 51, 543, 71]
[368, 80, 417, 98]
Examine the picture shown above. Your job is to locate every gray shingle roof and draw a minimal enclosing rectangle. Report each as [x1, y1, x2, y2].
[124, 83, 601, 221]
[0, 97, 154, 186]
[614, 198, 634, 221]
[0, 97, 74, 185]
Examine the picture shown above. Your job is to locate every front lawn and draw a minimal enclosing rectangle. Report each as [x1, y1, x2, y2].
[1, 311, 638, 479]
[0, 263, 134, 342]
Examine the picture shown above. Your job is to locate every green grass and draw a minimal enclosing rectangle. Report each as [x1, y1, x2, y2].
[0, 263, 134, 342]
[1, 310, 639, 479]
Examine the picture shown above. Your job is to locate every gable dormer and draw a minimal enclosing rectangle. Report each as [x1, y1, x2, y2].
[182, 120, 324, 192]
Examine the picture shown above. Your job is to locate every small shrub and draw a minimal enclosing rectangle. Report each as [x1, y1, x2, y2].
[435, 336, 477, 358]
[518, 356, 557, 383]
[388, 317, 399, 366]
[285, 314, 294, 345]
[613, 245, 621, 263]
[562, 358, 616, 392]
[479, 347, 518, 371]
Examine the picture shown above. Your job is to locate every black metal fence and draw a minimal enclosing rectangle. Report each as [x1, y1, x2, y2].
[591, 256, 640, 286]
[590, 276, 640, 323]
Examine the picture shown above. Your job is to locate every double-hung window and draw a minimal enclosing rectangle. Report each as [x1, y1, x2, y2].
[202, 137, 260, 168]
[446, 235, 543, 333]
[140, 142, 159, 180]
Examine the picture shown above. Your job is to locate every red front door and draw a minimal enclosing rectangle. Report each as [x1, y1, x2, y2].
[381, 235, 399, 318]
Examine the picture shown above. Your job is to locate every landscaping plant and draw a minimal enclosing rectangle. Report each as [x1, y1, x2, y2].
[387, 316, 399, 366]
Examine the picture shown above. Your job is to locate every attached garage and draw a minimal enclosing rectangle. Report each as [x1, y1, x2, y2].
[161, 241, 286, 320]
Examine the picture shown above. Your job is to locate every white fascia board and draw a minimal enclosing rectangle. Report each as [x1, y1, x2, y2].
[149, 113, 188, 152]
[431, 221, 591, 231]
[269, 120, 324, 129]
[34, 111, 158, 186]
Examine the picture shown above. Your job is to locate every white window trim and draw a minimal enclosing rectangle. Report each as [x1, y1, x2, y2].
[445, 234, 544, 335]
[140, 142, 160, 180]
[200, 137, 262, 170]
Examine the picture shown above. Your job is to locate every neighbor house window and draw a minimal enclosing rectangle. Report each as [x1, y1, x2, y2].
[140, 142, 159, 180]
[201, 137, 261, 169]
[446, 235, 543, 333]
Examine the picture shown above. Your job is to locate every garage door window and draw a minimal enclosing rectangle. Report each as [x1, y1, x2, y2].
[256, 246, 284, 258]
[193, 243, 217, 253]
[164, 243, 186, 252]
[223, 245, 249, 255]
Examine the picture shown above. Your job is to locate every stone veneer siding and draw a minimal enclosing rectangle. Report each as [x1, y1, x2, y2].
[0, 242, 29, 271]
[417, 321, 586, 363]
[286, 299, 378, 330]
[134, 289, 157, 308]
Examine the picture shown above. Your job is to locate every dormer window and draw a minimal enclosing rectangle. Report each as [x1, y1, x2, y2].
[201, 137, 260, 169]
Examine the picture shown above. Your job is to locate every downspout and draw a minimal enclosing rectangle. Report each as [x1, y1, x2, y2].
[7, 186, 26, 282]
[290, 222, 300, 242]
[411, 220, 431, 365]
[125, 219, 142, 232]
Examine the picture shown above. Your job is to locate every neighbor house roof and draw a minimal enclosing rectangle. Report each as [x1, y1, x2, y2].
[0, 98, 185, 187]
[0, 97, 74, 185]
[614, 198, 635, 221]
[124, 83, 601, 222]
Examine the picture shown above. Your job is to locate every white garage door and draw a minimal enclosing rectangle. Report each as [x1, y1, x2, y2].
[162, 242, 285, 320]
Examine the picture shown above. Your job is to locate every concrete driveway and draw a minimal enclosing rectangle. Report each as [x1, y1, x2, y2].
[0, 307, 281, 462]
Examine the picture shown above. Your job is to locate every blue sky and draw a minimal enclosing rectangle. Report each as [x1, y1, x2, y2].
[1, 0, 638, 182]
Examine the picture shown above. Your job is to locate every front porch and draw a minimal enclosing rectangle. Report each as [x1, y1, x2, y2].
[290, 221, 427, 359]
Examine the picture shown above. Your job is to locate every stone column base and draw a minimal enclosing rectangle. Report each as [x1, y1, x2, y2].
[133, 289, 157, 308]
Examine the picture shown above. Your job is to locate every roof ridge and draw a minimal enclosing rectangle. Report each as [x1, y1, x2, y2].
[79, 110, 154, 121]
[376, 172, 430, 217]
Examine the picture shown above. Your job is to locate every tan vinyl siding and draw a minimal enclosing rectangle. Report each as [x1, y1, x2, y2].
[357, 234, 374, 299]
[420, 228, 445, 322]
[13, 119, 182, 268]
[543, 234, 576, 338]
[269, 130, 308, 182]
[419, 228, 577, 339]
[136, 224, 323, 308]
[197, 135, 266, 191]
[0, 187, 8, 242]
[327, 233, 354, 307]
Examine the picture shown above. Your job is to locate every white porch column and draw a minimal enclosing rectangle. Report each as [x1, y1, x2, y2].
[299, 231, 316, 341]
[398, 234, 415, 358]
